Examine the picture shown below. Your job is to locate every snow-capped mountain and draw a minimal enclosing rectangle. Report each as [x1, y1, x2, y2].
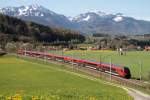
[0, 4, 55, 17]
[112, 13, 124, 22]
[70, 12, 150, 35]
[71, 11, 124, 23]
[0, 4, 73, 28]
[71, 12, 99, 22]
[1, 5, 150, 35]
[113, 16, 123, 22]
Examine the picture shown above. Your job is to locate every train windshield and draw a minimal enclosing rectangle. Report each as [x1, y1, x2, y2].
[124, 67, 130, 73]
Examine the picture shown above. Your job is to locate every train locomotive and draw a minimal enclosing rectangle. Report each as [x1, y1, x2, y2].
[17, 50, 131, 79]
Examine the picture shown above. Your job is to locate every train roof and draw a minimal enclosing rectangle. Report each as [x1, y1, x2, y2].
[23, 50, 126, 69]
[63, 55, 125, 68]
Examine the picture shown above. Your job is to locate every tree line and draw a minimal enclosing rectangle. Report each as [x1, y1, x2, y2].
[0, 14, 85, 47]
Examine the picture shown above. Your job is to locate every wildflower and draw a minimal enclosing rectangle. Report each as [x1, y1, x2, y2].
[32, 96, 39, 100]
[12, 94, 22, 100]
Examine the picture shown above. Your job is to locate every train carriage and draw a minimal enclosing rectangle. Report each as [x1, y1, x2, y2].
[17, 50, 131, 79]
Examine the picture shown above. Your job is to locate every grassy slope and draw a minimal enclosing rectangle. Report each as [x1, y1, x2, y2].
[0, 55, 132, 100]
[49, 50, 150, 80]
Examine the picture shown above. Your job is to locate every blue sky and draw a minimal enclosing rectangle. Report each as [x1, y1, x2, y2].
[0, 0, 150, 21]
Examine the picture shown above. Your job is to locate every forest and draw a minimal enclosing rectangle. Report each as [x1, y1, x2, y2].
[0, 14, 85, 46]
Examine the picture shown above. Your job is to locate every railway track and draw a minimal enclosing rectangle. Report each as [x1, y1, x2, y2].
[70, 62, 143, 87]
[17, 53, 149, 90]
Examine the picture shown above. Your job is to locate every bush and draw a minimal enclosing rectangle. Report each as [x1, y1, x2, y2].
[5, 42, 17, 53]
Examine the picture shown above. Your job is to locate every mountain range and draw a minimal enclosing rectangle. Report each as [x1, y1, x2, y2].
[0, 4, 150, 35]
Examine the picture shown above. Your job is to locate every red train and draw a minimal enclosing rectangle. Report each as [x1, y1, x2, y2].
[17, 50, 131, 79]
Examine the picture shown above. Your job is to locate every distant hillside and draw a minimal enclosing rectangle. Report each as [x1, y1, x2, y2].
[1, 5, 150, 35]
[70, 12, 150, 35]
[0, 14, 85, 44]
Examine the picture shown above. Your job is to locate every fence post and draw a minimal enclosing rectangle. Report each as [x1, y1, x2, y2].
[110, 58, 112, 80]
[139, 60, 142, 82]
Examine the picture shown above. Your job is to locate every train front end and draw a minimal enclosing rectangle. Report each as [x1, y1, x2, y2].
[123, 67, 131, 79]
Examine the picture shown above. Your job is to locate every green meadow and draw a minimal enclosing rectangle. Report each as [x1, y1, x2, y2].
[0, 55, 132, 100]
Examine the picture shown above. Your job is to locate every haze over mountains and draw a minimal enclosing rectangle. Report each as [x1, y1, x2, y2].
[0, 4, 150, 35]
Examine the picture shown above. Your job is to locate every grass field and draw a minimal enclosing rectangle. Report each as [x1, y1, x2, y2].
[0, 55, 132, 100]
[49, 50, 150, 81]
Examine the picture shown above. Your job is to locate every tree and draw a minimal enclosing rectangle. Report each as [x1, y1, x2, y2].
[0, 33, 9, 50]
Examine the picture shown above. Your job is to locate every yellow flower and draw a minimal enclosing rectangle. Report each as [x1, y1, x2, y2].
[12, 94, 22, 100]
[6, 96, 11, 100]
[32, 96, 39, 100]
[88, 96, 98, 100]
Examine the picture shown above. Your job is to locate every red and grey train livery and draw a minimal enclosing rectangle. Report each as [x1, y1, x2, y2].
[17, 50, 131, 79]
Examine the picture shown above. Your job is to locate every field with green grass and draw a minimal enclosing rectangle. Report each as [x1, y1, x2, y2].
[49, 50, 150, 81]
[66, 50, 150, 81]
[0, 55, 132, 100]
